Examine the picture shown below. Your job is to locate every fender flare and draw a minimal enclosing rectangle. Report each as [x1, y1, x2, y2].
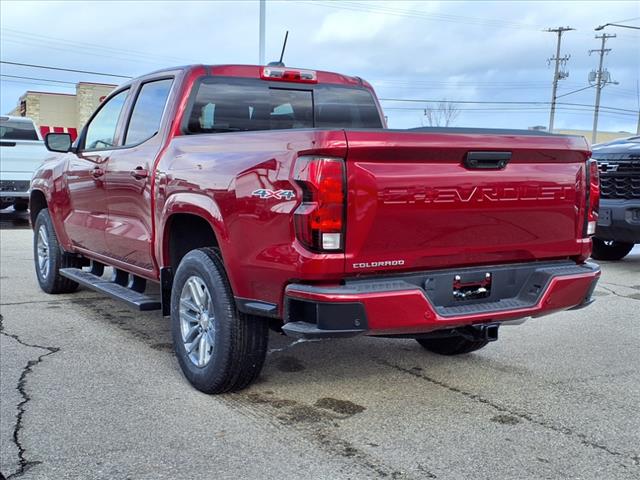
[158, 192, 239, 288]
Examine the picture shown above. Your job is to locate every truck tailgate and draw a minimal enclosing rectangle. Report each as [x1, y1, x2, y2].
[344, 130, 590, 274]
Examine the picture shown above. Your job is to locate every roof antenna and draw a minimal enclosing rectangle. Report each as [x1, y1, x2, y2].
[267, 31, 288, 67]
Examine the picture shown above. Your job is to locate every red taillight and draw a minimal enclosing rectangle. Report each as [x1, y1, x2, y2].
[261, 67, 317, 83]
[293, 156, 345, 251]
[585, 159, 600, 236]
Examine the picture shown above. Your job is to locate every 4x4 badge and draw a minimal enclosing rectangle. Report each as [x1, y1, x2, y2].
[252, 189, 295, 200]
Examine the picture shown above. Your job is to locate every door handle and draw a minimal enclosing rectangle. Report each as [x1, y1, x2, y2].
[130, 167, 149, 180]
[464, 152, 511, 170]
[91, 167, 104, 179]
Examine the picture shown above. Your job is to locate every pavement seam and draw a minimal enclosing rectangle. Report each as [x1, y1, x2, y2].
[0, 315, 60, 479]
[377, 358, 635, 468]
[0, 295, 102, 307]
[598, 284, 640, 301]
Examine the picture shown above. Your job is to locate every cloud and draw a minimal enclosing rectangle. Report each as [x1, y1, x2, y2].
[1, 0, 638, 131]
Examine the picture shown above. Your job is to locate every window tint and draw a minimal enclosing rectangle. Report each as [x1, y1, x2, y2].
[0, 119, 39, 141]
[315, 87, 382, 128]
[125, 79, 173, 145]
[186, 78, 381, 134]
[269, 89, 313, 130]
[189, 82, 267, 133]
[84, 89, 128, 150]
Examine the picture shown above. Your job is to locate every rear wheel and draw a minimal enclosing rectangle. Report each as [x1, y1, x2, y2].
[33, 208, 81, 293]
[416, 335, 489, 355]
[591, 238, 634, 261]
[171, 248, 268, 394]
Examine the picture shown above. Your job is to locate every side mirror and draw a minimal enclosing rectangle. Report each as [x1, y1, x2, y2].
[45, 133, 72, 153]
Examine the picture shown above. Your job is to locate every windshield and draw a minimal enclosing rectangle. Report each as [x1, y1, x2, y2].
[186, 77, 382, 134]
[0, 118, 39, 141]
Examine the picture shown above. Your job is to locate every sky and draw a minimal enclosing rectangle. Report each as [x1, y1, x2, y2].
[1, 0, 639, 132]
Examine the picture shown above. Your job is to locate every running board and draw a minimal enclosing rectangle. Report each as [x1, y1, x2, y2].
[59, 268, 161, 311]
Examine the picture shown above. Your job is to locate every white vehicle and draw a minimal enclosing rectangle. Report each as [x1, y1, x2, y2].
[0, 116, 48, 211]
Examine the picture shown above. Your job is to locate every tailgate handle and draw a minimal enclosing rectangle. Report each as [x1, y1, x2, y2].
[465, 152, 511, 170]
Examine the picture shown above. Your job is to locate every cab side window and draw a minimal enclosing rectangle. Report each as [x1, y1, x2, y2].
[125, 79, 173, 145]
[84, 89, 129, 150]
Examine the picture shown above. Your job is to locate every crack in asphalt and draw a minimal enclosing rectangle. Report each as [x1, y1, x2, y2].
[377, 358, 634, 467]
[0, 295, 101, 307]
[598, 284, 640, 302]
[0, 315, 60, 479]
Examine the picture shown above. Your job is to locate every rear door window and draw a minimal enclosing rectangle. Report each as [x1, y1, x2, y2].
[125, 78, 173, 145]
[0, 118, 39, 141]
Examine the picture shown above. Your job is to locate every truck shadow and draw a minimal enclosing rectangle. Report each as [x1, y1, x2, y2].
[0, 206, 31, 230]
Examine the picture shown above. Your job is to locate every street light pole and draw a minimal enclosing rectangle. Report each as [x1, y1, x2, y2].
[259, 0, 266, 65]
[595, 23, 640, 31]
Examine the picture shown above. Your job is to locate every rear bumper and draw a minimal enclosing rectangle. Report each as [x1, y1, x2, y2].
[0, 180, 30, 200]
[596, 199, 640, 243]
[283, 261, 600, 338]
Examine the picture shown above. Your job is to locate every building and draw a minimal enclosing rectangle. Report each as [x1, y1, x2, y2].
[7, 82, 116, 141]
[528, 126, 634, 144]
[555, 129, 635, 144]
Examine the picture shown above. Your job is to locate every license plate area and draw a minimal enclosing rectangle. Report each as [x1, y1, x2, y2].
[597, 208, 611, 226]
[453, 272, 492, 301]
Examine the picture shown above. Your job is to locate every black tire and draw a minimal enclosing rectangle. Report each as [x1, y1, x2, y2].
[591, 238, 634, 261]
[13, 201, 29, 212]
[416, 336, 489, 355]
[171, 247, 268, 394]
[33, 208, 81, 294]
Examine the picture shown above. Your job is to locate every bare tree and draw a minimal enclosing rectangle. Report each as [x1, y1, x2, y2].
[422, 101, 460, 127]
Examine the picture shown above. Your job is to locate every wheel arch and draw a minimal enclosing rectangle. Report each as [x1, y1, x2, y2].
[29, 189, 48, 226]
[159, 193, 234, 283]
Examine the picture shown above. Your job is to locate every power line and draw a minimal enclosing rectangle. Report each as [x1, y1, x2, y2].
[0, 74, 78, 85]
[0, 61, 132, 79]
[378, 97, 637, 113]
[304, 1, 541, 30]
[1, 28, 191, 64]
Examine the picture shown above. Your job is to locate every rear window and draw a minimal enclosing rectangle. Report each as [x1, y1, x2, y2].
[0, 118, 39, 141]
[185, 78, 382, 134]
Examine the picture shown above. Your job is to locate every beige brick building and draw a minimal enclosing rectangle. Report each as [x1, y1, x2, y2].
[8, 82, 116, 140]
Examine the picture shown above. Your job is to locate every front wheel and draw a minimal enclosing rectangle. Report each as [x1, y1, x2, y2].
[416, 335, 490, 355]
[33, 208, 81, 293]
[591, 238, 634, 261]
[171, 248, 268, 394]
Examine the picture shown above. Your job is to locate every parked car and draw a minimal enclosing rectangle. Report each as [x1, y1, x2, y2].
[30, 64, 600, 393]
[0, 116, 48, 211]
[591, 136, 640, 260]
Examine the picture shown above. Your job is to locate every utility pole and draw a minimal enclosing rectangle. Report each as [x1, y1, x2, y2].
[546, 27, 573, 133]
[589, 33, 616, 144]
[259, 0, 266, 64]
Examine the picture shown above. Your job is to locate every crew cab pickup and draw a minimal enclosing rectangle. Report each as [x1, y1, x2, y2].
[1, 115, 48, 211]
[590, 136, 640, 260]
[31, 64, 601, 393]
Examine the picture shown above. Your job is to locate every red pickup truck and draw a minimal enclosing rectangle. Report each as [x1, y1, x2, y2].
[31, 64, 601, 393]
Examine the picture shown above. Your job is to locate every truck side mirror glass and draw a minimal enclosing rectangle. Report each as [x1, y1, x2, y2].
[45, 133, 72, 153]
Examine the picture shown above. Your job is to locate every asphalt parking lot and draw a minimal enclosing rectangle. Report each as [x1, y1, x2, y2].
[1, 208, 638, 480]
